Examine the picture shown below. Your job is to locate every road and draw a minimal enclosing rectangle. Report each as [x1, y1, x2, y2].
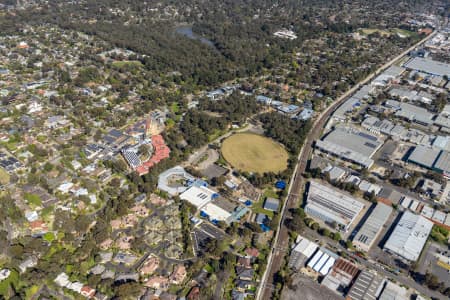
[256, 31, 438, 300]
[304, 226, 446, 300]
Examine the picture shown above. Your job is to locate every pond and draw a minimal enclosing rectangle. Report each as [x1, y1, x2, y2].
[175, 25, 215, 48]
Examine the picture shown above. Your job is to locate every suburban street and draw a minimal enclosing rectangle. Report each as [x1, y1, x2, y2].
[257, 31, 438, 300]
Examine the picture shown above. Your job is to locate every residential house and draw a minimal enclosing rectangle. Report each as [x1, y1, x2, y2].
[169, 265, 187, 284]
[145, 276, 169, 289]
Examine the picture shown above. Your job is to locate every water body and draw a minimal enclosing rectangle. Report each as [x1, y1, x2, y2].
[175, 25, 215, 48]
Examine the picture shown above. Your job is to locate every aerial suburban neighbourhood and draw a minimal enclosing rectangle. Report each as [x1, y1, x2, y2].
[0, 1, 449, 300]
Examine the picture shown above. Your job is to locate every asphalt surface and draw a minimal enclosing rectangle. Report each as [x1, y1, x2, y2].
[256, 31, 438, 300]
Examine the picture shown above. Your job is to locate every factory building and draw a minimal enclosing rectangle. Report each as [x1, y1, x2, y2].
[383, 211, 433, 261]
[305, 181, 365, 231]
[315, 126, 383, 169]
[353, 203, 393, 252]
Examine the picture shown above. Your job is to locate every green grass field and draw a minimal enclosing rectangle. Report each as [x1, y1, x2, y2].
[221, 133, 288, 174]
[0, 168, 9, 185]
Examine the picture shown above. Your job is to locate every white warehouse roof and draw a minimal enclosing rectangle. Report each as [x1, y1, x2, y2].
[307, 250, 336, 276]
[305, 181, 365, 231]
[201, 202, 231, 222]
[180, 185, 218, 209]
[384, 211, 433, 261]
[292, 236, 318, 258]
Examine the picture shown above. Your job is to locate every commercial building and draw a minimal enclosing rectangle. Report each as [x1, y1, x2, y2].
[316, 127, 382, 169]
[347, 269, 384, 300]
[384, 211, 433, 261]
[333, 97, 361, 121]
[404, 57, 450, 77]
[353, 203, 393, 252]
[157, 166, 196, 196]
[378, 281, 408, 300]
[407, 145, 441, 169]
[305, 181, 365, 231]
[407, 146, 450, 177]
[321, 258, 359, 295]
[394, 102, 435, 126]
[180, 185, 219, 209]
[434, 150, 450, 177]
[288, 235, 319, 270]
[306, 247, 338, 276]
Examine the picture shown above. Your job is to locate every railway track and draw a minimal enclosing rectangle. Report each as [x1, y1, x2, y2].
[256, 31, 437, 300]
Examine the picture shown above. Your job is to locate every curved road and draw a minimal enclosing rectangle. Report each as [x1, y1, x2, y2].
[257, 31, 437, 300]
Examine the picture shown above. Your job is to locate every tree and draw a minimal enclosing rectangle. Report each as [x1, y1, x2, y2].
[319, 227, 331, 237]
[285, 217, 302, 232]
[425, 272, 440, 290]
[345, 240, 354, 250]
[75, 215, 92, 233]
[365, 191, 377, 203]
[43, 162, 54, 172]
[211, 175, 226, 187]
[94, 129, 102, 141]
[114, 282, 142, 298]
[332, 232, 341, 241]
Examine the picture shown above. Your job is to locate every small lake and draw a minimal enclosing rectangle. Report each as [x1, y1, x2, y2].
[175, 25, 215, 48]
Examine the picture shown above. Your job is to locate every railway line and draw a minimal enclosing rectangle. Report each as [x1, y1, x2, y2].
[256, 31, 437, 300]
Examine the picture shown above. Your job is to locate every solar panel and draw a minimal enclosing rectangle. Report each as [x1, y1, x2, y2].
[364, 142, 377, 149]
[358, 132, 377, 141]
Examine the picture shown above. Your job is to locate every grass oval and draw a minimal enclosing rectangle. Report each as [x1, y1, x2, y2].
[221, 133, 288, 174]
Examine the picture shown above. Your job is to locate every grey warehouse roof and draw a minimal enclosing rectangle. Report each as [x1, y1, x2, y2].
[404, 57, 450, 77]
[434, 151, 450, 174]
[323, 127, 382, 158]
[353, 203, 392, 251]
[407, 145, 441, 169]
[347, 270, 384, 300]
[263, 197, 280, 211]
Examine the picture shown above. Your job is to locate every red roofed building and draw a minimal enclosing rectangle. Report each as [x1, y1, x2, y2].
[245, 248, 259, 258]
[419, 28, 433, 35]
[187, 286, 200, 300]
[81, 286, 96, 298]
[136, 134, 170, 175]
[29, 220, 48, 233]
[169, 265, 187, 284]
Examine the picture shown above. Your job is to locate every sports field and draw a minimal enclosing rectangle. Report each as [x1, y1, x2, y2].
[0, 168, 9, 185]
[221, 133, 288, 173]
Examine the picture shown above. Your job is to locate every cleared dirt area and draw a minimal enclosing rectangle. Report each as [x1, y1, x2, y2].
[282, 273, 344, 300]
[221, 133, 288, 174]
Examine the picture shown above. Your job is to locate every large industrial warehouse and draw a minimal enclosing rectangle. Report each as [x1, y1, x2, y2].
[383, 211, 433, 261]
[305, 181, 366, 231]
[315, 126, 383, 169]
[353, 203, 393, 252]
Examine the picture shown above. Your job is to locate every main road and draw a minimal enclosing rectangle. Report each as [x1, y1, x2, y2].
[257, 31, 437, 300]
